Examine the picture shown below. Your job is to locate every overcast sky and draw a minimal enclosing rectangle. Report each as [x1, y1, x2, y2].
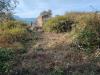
[14, 0, 100, 18]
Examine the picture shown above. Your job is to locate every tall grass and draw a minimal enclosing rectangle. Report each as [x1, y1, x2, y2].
[69, 13, 100, 53]
[0, 20, 32, 48]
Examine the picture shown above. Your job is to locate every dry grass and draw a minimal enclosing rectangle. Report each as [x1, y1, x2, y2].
[1, 13, 100, 75]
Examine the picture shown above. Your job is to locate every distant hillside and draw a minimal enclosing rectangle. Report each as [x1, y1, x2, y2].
[14, 15, 36, 24]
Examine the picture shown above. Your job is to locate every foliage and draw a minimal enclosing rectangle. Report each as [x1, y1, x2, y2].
[43, 16, 74, 33]
[0, 12, 100, 75]
[50, 68, 64, 75]
[0, 0, 17, 21]
[0, 48, 15, 74]
[40, 10, 52, 16]
[0, 20, 32, 48]
[0, 0, 17, 11]
[73, 14, 100, 53]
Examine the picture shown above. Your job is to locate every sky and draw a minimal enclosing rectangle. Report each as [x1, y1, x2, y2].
[14, 0, 100, 18]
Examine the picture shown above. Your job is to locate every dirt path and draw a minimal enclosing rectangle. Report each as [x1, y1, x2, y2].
[24, 31, 73, 60]
[33, 32, 67, 50]
[12, 31, 100, 75]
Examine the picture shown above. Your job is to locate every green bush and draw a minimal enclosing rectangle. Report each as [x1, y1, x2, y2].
[74, 14, 100, 53]
[43, 16, 74, 33]
[0, 48, 15, 74]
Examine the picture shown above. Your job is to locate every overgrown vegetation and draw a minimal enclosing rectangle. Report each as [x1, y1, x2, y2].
[0, 3, 100, 74]
[0, 20, 33, 49]
[43, 16, 74, 33]
[0, 0, 17, 21]
[43, 12, 100, 54]
[0, 48, 15, 74]
[70, 13, 100, 54]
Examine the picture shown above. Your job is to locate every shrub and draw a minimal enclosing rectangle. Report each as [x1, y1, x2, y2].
[74, 14, 100, 53]
[0, 48, 15, 74]
[43, 16, 74, 33]
[0, 20, 32, 48]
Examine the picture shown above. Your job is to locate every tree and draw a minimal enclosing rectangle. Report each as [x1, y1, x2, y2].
[40, 10, 52, 17]
[0, 0, 18, 21]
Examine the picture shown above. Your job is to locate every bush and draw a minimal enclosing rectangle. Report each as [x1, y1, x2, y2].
[0, 20, 32, 48]
[0, 48, 15, 74]
[74, 14, 100, 53]
[43, 16, 74, 33]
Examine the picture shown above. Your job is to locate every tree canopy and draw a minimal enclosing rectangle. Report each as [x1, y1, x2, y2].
[0, 0, 17, 21]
